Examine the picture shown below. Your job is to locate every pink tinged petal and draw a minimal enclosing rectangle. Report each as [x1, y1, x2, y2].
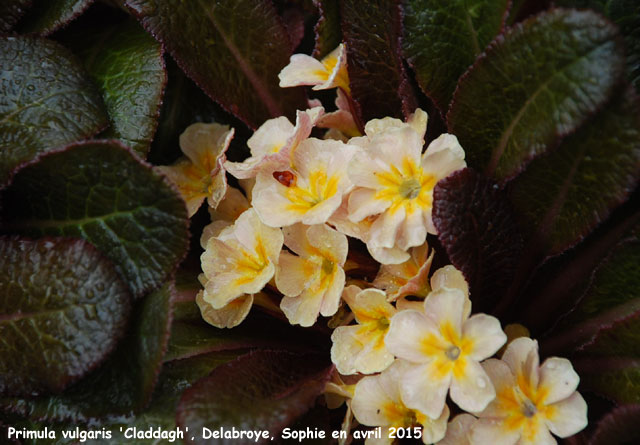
[319, 266, 345, 317]
[207, 164, 228, 209]
[300, 192, 343, 225]
[544, 392, 588, 438]
[179, 123, 233, 172]
[539, 358, 580, 405]
[420, 404, 449, 444]
[279, 53, 328, 87]
[275, 252, 311, 297]
[331, 324, 393, 375]
[431, 265, 469, 298]
[469, 419, 520, 445]
[248, 116, 294, 156]
[348, 150, 389, 190]
[423, 287, 468, 333]
[282, 223, 314, 257]
[209, 186, 250, 223]
[438, 414, 476, 445]
[368, 244, 411, 265]
[346, 288, 395, 324]
[395, 206, 427, 251]
[385, 310, 437, 363]
[348, 188, 391, 222]
[502, 338, 540, 389]
[421, 133, 466, 179]
[316, 43, 349, 91]
[463, 314, 507, 361]
[252, 175, 302, 227]
[368, 205, 406, 249]
[400, 362, 451, 419]
[306, 223, 349, 264]
[280, 283, 324, 327]
[450, 360, 496, 413]
[233, 208, 283, 261]
[197, 291, 253, 329]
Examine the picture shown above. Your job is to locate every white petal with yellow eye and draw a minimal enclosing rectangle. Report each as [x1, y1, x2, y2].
[463, 314, 507, 361]
[502, 337, 540, 388]
[385, 310, 437, 363]
[423, 288, 467, 334]
[399, 362, 451, 419]
[539, 357, 580, 405]
[449, 360, 495, 413]
[279, 54, 329, 87]
[544, 392, 588, 438]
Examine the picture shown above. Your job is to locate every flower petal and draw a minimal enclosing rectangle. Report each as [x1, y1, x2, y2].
[423, 287, 467, 334]
[463, 314, 507, 361]
[430, 265, 469, 298]
[421, 133, 466, 179]
[385, 310, 437, 363]
[275, 251, 312, 297]
[469, 419, 520, 445]
[544, 392, 588, 438]
[399, 362, 450, 419]
[539, 358, 580, 405]
[502, 337, 540, 389]
[196, 291, 253, 329]
[279, 54, 328, 87]
[438, 413, 476, 445]
[420, 404, 449, 444]
[450, 360, 496, 413]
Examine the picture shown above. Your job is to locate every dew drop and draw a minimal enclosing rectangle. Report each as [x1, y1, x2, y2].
[477, 377, 487, 388]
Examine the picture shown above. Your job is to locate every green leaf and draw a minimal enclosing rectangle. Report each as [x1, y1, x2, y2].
[0, 283, 173, 422]
[510, 89, 640, 256]
[1, 140, 189, 297]
[17, 0, 93, 36]
[313, 0, 341, 59]
[557, 0, 640, 91]
[0, 0, 32, 32]
[403, 0, 510, 112]
[341, 0, 416, 123]
[125, 0, 307, 129]
[0, 36, 108, 186]
[447, 9, 625, 180]
[176, 350, 332, 445]
[63, 19, 166, 158]
[0, 236, 131, 397]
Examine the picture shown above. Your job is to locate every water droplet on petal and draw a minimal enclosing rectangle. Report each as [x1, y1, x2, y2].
[477, 377, 487, 388]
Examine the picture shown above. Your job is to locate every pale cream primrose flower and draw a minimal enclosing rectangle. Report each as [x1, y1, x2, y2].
[438, 414, 477, 445]
[351, 361, 449, 445]
[316, 89, 360, 138]
[385, 287, 506, 419]
[471, 338, 587, 445]
[224, 107, 323, 179]
[252, 137, 354, 227]
[347, 109, 466, 263]
[200, 186, 250, 248]
[279, 43, 350, 94]
[330, 286, 396, 375]
[373, 242, 433, 302]
[157, 123, 233, 217]
[200, 208, 283, 310]
[275, 223, 347, 327]
[196, 289, 254, 329]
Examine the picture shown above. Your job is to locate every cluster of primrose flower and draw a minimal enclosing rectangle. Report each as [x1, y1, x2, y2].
[159, 44, 588, 444]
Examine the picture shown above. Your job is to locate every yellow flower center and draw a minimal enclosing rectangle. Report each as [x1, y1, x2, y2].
[374, 158, 437, 215]
[285, 169, 340, 213]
